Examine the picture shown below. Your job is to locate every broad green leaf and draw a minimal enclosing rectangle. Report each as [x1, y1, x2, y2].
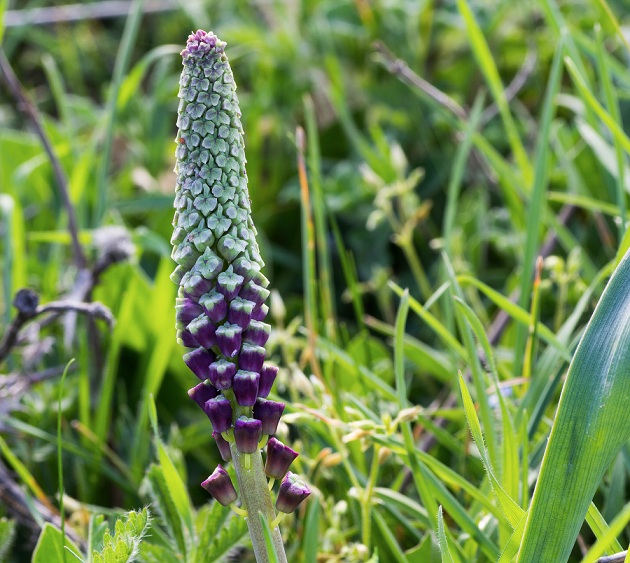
[32, 523, 82, 563]
[517, 248, 630, 561]
[302, 497, 320, 563]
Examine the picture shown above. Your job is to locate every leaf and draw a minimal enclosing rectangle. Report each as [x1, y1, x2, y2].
[0, 518, 16, 561]
[145, 465, 186, 556]
[437, 507, 454, 563]
[199, 512, 248, 563]
[32, 523, 82, 563]
[517, 248, 630, 561]
[302, 497, 320, 563]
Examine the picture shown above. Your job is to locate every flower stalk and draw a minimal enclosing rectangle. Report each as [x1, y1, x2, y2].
[172, 30, 309, 562]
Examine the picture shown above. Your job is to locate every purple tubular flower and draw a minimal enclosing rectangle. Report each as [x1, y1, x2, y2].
[208, 359, 237, 390]
[227, 296, 255, 329]
[199, 290, 227, 323]
[215, 322, 242, 358]
[216, 269, 244, 301]
[233, 257, 260, 283]
[203, 396, 233, 433]
[251, 303, 269, 321]
[258, 364, 279, 398]
[186, 314, 217, 348]
[239, 343, 266, 372]
[239, 279, 270, 307]
[265, 437, 298, 480]
[213, 431, 232, 461]
[181, 271, 213, 298]
[176, 297, 204, 325]
[188, 380, 218, 409]
[253, 398, 285, 435]
[183, 347, 216, 380]
[276, 472, 311, 514]
[243, 320, 271, 347]
[234, 416, 262, 454]
[201, 465, 237, 506]
[233, 370, 260, 406]
[178, 329, 199, 348]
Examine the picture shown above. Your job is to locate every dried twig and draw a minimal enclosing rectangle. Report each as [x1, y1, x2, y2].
[596, 551, 628, 563]
[479, 49, 538, 127]
[0, 289, 114, 364]
[4, 0, 177, 27]
[0, 50, 86, 270]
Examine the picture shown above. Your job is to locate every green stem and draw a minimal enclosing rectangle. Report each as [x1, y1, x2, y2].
[361, 444, 381, 550]
[231, 443, 287, 563]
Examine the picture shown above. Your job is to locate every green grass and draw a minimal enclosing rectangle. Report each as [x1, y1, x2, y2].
[2, 0, 630, 561]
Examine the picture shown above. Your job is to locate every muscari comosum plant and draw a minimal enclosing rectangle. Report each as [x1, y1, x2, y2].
[170, 30, 310, 562]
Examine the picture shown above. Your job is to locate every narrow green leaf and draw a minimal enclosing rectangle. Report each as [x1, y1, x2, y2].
[584, 501, 624, 559]
[373, 509, 408, 563]
[456, 275, 571, 361]
[517, 248, 630, 561]
[513, 38, 565, 379]
[259, 513, 280, 563]
[437, 506, 455, 563]
[456, 0, 531, 182]
[458, 375, 524, 529]
[0, 518, 16, 561]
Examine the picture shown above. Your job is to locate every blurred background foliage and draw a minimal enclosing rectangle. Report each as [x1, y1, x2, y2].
[2, 0, 630, 561]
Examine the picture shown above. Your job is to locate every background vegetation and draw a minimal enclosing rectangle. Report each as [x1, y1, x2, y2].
[2, 0, 630, 561]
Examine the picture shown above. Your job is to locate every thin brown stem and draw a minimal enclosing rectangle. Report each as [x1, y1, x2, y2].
[0, 49, 86, 269]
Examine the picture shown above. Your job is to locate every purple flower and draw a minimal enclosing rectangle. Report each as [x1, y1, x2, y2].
[208, 359, 237, 390]
[183, 347, 216, 380]
[199, 290, 227, 323]
[234, 416, 262, 453]
[213, 431, 232, 461]
[239, 343, 265, 373]
[187, 314, 217, 348]
[227, 296, 255, 329]
[188, 381, 218, 409]
[201, 464, 237, 506]
[253, 398, 285, 435]
[243, 320, 271, 347]
[181, 271, 213, 298]
[251, 304, 269, 321]
[217, 269, 244, 301]
[258, 364, 278, 398]
[215, 323, 242, 358]
[276, 472, 310, 514]
[203, 396, 233, 433]
[176, 297, 204, 325]
[239, 279, 270, 307]
[178, 328, 199, 348]
[265, 437, 298, 480]
[233, 370, 260, 406]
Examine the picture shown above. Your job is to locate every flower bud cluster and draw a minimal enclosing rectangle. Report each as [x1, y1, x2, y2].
[173, 30, 309, 516]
